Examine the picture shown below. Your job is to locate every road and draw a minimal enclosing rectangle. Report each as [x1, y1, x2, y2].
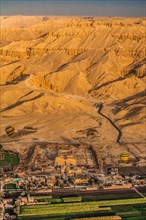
[95, 103, 122, 143]
[133, 187, 146, 198]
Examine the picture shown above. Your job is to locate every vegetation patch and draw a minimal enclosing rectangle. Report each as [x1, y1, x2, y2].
[73, 217, 122, 220]
[37, 198, 63, 203]
[62, 197, 82, 203]
[122, 217, 146, 220]
[3, 183, 17, 190]
[32, 195, 52, 199]
[81, 194, 140, 202]
[112, 203, 146, 220]
[33, 196, 81, 203]
[19, 198, 146, 217]
[97, 198, 146, 207]
[19, 202, 111, 216]
[0, 152, 19, 168]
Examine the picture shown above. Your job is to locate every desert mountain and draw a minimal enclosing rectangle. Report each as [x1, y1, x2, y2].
[0, 16, 145, 167]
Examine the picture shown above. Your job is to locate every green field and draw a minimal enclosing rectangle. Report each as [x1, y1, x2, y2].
[96, 198, 146, 207]
[32, 196, 82, 204]
[32, 194, 141, 204]
[32, 195, 52, 199]
[35, 196, 82, 203]
[73, 217, 121, 220]
[0, 167, 3, 174]
[81, 193, 140, 202]
[3, 183, 17, 190]
[0, 153, 19, 167]
[63, 197, 82, 203]
[20, 201, 111, 217]
[112, 203, 146, 220]
[122, 217, 146, 220]
[37, 198, 63, 203]
[19, 197, 146, 219]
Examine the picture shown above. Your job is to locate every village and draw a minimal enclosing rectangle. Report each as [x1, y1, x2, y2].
[0, 144, 146, 219]
[1, 144, 146, 189]
[1, 144, 146, 190]
[0, 143, 146, 220]
[0, 166, 146, 220]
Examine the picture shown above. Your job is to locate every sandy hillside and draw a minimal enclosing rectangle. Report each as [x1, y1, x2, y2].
[0, 16, 145, 167]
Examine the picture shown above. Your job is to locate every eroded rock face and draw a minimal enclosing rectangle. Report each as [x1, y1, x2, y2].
[0, 17, 145, 95]
[0, 16, 145, 167]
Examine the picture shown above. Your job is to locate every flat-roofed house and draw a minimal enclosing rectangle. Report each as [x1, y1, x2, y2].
[55, 157, 65, 166]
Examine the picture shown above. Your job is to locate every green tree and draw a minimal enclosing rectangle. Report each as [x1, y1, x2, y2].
[0, 144, 3, 150]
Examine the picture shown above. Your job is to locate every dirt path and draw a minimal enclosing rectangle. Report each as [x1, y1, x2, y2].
[133, 187, 146, 198]
[94, 103, 122, 144]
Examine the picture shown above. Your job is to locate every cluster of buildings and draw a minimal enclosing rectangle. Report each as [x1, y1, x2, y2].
[1, 167, 146, 195]
[0, 203, 4, 220]
[1, 168, 146, 220]
[101, 168, 146, 188]
[1, 146, 146, 192]
[11, 145, 98, 189]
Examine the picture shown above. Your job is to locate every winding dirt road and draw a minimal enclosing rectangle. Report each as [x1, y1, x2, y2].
[94, 103, 122, 143]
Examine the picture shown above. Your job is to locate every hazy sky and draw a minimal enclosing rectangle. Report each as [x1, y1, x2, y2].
[1, 0, 146, 17]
